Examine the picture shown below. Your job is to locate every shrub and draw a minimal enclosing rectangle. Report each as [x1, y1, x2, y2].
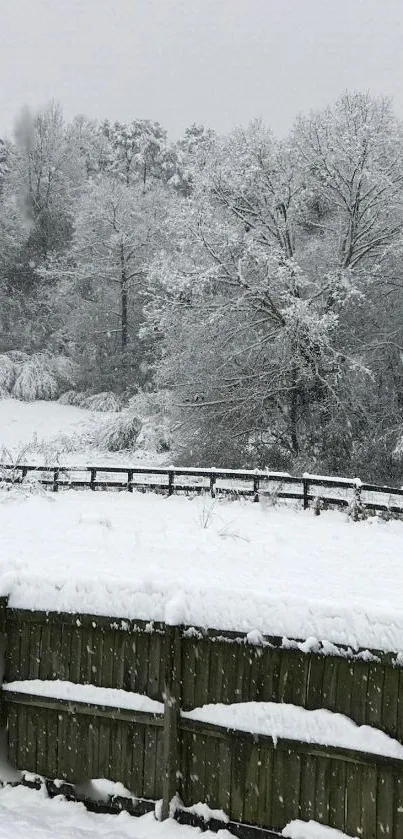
[8, 353, 77, 403]
[48, 356, 78, 390]
[82, 392, 122, 413]
[97, 411, 142, 451]
[0, 355, 16, 393]
[58, 390, 88, 406]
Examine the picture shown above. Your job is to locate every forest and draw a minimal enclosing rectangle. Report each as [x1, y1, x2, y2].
[1, 91, 403, 481]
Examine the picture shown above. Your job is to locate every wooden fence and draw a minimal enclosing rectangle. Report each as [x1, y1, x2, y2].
[1, 600, 403, 837]
[2, 462, 403, 513]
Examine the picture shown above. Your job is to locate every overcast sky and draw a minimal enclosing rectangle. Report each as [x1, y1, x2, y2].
[1, 0, 403, 140]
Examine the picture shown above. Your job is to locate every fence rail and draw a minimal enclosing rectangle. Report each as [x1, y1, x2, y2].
[2, 462, 403, 512]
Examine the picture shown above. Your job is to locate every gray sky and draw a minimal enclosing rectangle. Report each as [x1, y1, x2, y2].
[1, 0, 403, 139]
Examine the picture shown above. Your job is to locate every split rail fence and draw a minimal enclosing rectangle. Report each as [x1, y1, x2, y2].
[2, 462, 403, 514]
[1, 600, 403, 837]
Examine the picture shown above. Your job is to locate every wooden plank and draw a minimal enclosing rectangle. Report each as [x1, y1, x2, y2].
[179, 728, 192, 806]
[60, 623, 73, 681]
[155, 726, 164, 800]
[282, 651, 308, 706]
[305, 655, 325, 710]
[132, 631, 150, 695]
[204, 735, 220, 810]
[261, 648, 281, 702]
[322, 656, 339, 712]
[366, 662, 385, 731]
[256, 743, 272, 827]
[87, 718, 100, 780]
[97, 716, 112, 781]
[270, 748, 286, 830]
[45, 708, 59, 780]
[283, 750, 301, 824]
[242, 740, 260, 823]
[223, 646, 238, 703]
[194, 638, 211, 708]
[234, 644, 251, 703]
[314, 755, 330, 826]
[38, 623, 52, 680]
[218, 737, 232, 816]
[345, 763, 362, 838]
[112, 631, 126, 691]
[360, 765, 377, 839]
[143, 724, 158, 800]
[299, 753, 317, 823]
[382, 664, 399, 738]
[181, 638, 197, 709]
[25, 707, 37, 773]
[4, 625, 21, 681]
[247, 645, 263, 702]
[328, 759, 346, 832]
[19, 624, 31, 682]
[56, 709, 70, 781]
[335, 659, 352, 717]
[230, 738, 248, 823]
[100, 630, 115, 689]
[350, 660, 369, 726]
[48, 623, 63, 680]
[6, 704, 18, 769]
[147, 632, 164, 701]
[35, 707, 48, 777]
[376, 768, 394, 839]
[394, 774, 403, 839]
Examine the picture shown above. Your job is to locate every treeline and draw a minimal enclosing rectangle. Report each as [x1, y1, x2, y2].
[1, 93, 403, 479]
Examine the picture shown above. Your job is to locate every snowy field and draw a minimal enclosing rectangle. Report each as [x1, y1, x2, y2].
[0, 785, 354, 839]
[0, 488, 403, 653]
[0, 398, 167, 467]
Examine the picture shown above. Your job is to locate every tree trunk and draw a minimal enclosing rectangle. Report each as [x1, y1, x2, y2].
[289, 365, 299, 455]
[120, 243, 128, 351]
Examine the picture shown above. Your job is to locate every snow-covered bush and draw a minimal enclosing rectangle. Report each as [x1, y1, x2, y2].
[0, 384, 11, 400]
[8, 353, 77, 402]
[0, 355, 16, 393]
[96, 411, 142, 451]
[128, 390, 173, 453]
[82, 391, 122, 412]
[48, 356, 78, 390]
[58, 390, 88, 406]
[6, 350, 28, 364]
[12, 355, 59, 401]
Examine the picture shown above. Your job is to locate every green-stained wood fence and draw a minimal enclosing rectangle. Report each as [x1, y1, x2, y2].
[2, 601, 403, 837]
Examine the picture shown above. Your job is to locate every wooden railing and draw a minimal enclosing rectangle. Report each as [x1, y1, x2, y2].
[1, 462, 403, 513]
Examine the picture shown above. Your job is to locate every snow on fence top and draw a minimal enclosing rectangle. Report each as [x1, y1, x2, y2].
[1, 488, 403, 655]
[183, 700, 403, 760]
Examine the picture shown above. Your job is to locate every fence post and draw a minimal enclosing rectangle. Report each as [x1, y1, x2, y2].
[210, 471, 216, 499]
[53, 468, 59, 493]
[303, 478, 309, 510]
[0, 597, 8, 730]
[127, 469, 133, 493]
[253, 474, 260, 502]
[90, 468, 96, 490]
[161, 624, 181, 820]
[168, 470, 175, 497]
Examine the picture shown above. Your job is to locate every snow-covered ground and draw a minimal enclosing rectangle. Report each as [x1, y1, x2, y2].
[0, 488, 403, 653]
[0, 785, 355, 839]
[0, 398, 168, 467]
